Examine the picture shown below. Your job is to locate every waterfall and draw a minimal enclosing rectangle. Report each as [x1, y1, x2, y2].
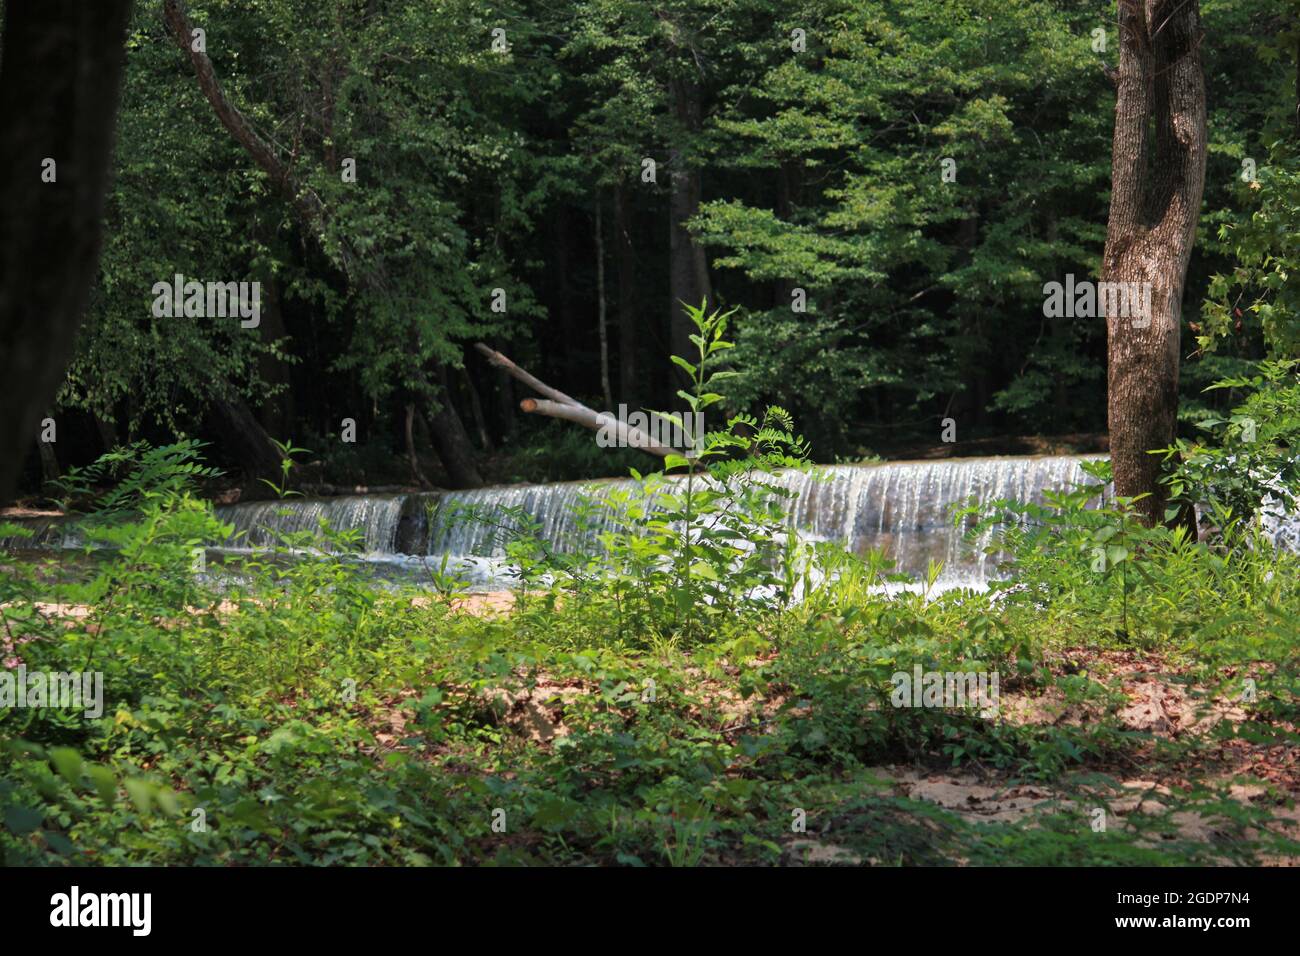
[0, 516, 77, 551]
[214, 494, 407, 554]
[777, 456, 1094, 582]
[425, 455, 1096, 587]
[426, 478, 628, 556]
[2, 456, 1104, 587]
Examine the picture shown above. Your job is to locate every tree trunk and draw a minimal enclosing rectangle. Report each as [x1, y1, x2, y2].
[94, 413, 119, 454]
[207, 394, 284, 486]
[552, 206, 576, 380]
[426, 368, 484, 489]
[162, 0, 355, 280]
[37, 435, 61, 487]
[667, 77, 711, 388]
[476, 343, 675, 462]
[595, 194, 614, 410]
[460, 365, 494, 452]
[404, 403, 434, 489]
[0, 0, 135, 505]
[490, 341, 518, 441]
[519, 400, 675, 458]
[256, 278, 294, 439]
[1102, 0, 1207, 528]
[613, 183, 641, 404]
[773, 162, 795, 308]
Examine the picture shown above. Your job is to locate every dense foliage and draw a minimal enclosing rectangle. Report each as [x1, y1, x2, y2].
[4, 0, 1295, 491]
[3, 310, 1298, 866]
[2, 0, 1299, 870]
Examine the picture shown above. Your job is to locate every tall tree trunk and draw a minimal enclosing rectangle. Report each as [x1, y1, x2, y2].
[1102, 0, 1207, 527]
[595, 193, 614, 410]
[93, 413, 119, 454]
[667, 77, 711, 390]
[37, 434, 61, 488]
[0, 0, 135, 505]
[426, 367, 484, 489]
[552, 206, 576, 380]
[460, 366, 494, 452]
[207, 394, 284, 487]
[613, 183, 641, 404]
[490, 342, 518, 441]
[162, 0, 356, 280]
[404, 403, 434, 489]
[257, 277, 294, 439]
[772, 162, 795, 308]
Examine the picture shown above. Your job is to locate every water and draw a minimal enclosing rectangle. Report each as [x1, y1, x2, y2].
[215, 494, 408, 554]
[1, 455, 1100, 590]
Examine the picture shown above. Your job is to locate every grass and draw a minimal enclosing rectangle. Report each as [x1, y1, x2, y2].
[1, 481, 1298, 866]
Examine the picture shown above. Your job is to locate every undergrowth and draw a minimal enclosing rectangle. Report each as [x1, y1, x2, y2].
[1, 308, 1297, 866]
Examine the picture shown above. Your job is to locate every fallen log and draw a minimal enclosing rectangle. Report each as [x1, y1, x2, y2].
[473, 343, 582, 407]
[519, 399, 676, 458]
[474, 343, 677, 461]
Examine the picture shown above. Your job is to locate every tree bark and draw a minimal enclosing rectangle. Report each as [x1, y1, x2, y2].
[667, 76, 711, 386]
[256, 277, 294, 439]
[1102, 0, 1207, 527]
[460, 365, 493, 452]
[426, 367, 484, 489]
[0, 0, 135, 505]
[476, 343, 675, 461]
[613, 183, 641, 403]
[486, 340, 518, 441]
[206, 393, 284, 486]
[404, 403, 434, 489]
[94, 413, 119, 454]
[37, 434, 61, 487]
[552, 206, 576, 380]
[595, 194, 614, 410]
[519, 400, 675, 458]
[474, 343, 583, 407]
[161, 0, 355, 280]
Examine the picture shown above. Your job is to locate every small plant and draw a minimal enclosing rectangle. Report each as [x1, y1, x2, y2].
[50, 439, 221, 518]
[1158, 359, 1300, 533]
[259, 437, 312, 499]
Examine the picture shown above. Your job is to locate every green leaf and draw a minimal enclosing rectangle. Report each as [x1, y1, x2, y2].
[124, 778, 154, 814]
[3, 804, 43, 835]
[690, 562, 720, 581]
[86, 766, 116, 807]
[48, 747, 83, 786]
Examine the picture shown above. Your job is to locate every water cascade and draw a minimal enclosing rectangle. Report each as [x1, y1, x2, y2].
[2, 455, 1101, 588]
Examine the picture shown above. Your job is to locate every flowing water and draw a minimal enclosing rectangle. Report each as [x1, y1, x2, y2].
[1, 455, 1099, 590]
[216, 495, 408, 554]
[422, 455, 1095, 588]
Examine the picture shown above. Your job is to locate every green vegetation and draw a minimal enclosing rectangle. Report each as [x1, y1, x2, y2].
[2, 0, 1293, 490]
[2, 0, 1298, 871]
[3, 308, 1297, 866]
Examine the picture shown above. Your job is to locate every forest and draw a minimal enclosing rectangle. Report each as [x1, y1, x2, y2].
[1, 0, 1299, 882]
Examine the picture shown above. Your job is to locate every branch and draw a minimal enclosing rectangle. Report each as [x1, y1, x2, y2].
[520, 399, 675, 459]
[474, 342, 582, 407]
[161, 0, 355, 280]
[474, 343, 675, 460]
